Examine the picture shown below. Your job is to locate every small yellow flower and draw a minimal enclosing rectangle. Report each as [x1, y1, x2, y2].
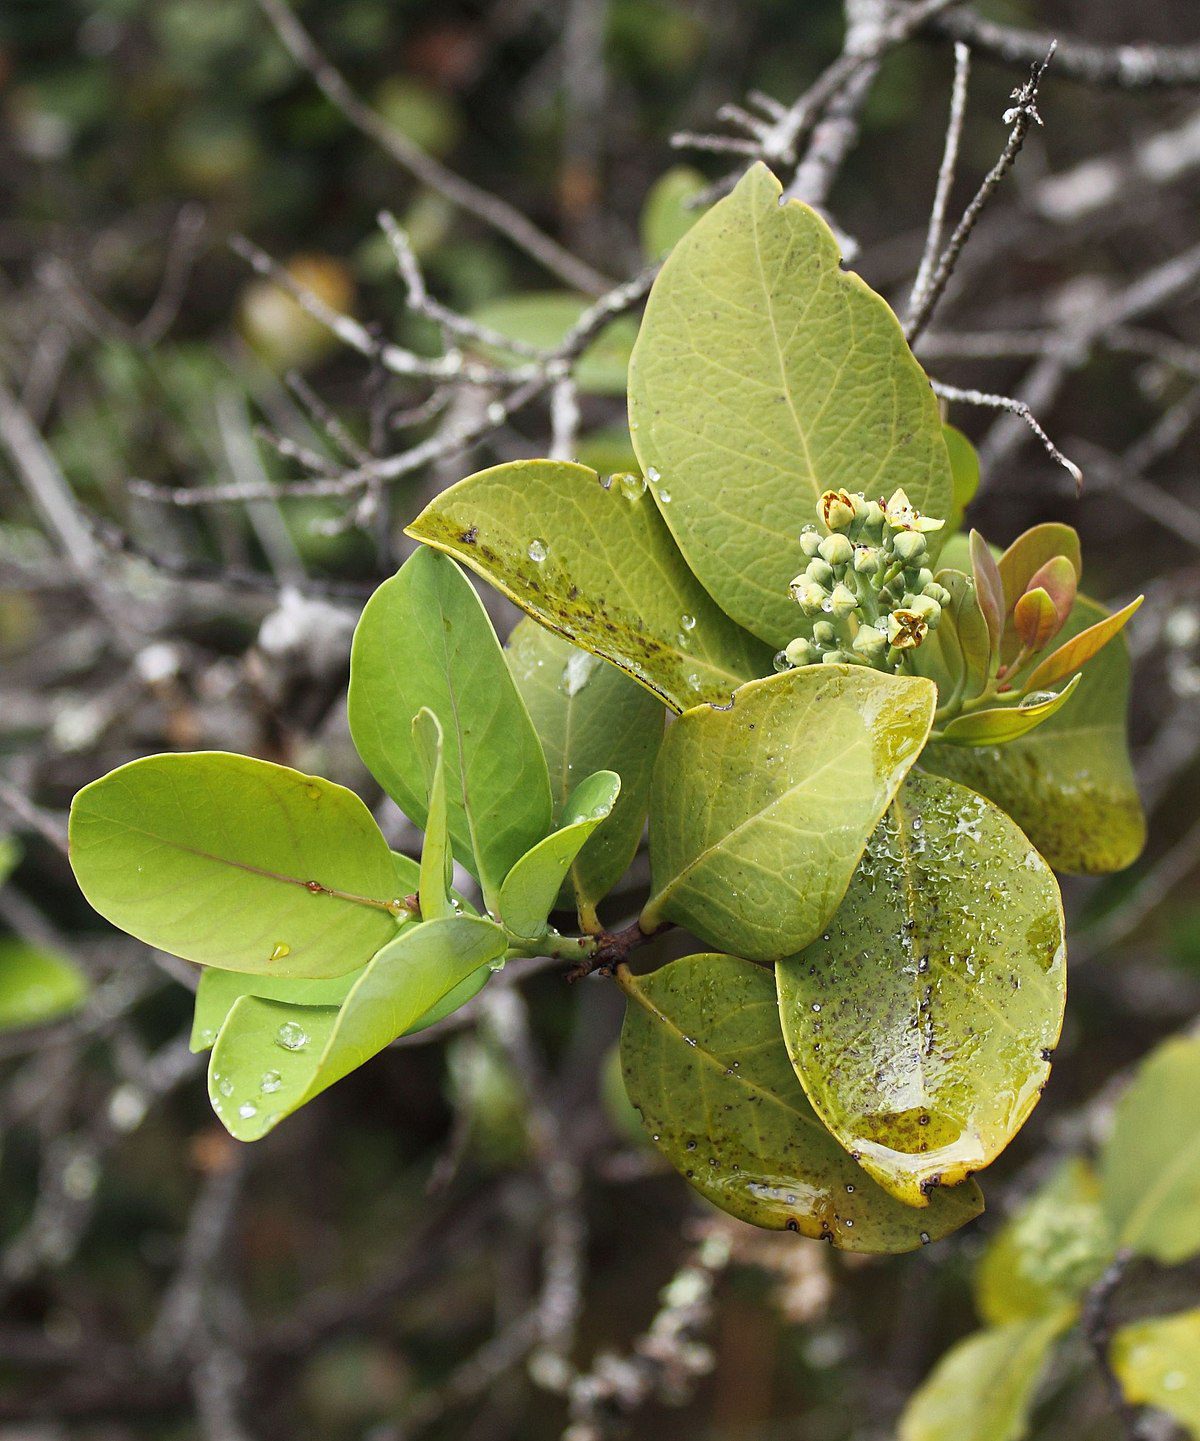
[819, 489, 858, 532]
[883, 488, 945, 534]
[887, 608, 929, 649]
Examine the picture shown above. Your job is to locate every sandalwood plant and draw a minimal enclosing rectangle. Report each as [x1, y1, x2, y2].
[68, 163, 1146, 1256]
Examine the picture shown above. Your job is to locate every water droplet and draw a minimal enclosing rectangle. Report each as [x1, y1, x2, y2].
[680, 613, 696, 632]
[275, 1021, 309, 1052]
[562, 649, 599, 696]
[261, 1070, 282, 1094]
[217, 1076, 234, 1098]
[238, 1101, 258, 1120]
[269, 942, 291, 962]
[616, 472, 646, 501]
[687, 674, 700, 691]
[528, 538, 548, 563]
[659, 488, 672, 503]
[773, 650, 790, 673]
[645, 466, 660, 482]
[811, 1003, 822, 1013]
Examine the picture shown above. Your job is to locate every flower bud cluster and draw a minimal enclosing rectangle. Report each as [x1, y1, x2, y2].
[779, 487, 949, 673]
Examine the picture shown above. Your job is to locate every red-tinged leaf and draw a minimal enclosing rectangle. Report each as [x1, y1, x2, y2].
[1013, 587, 1063, 654]
[999, 524, 1082, 664]
[1026, 556, 1077, 628]
[970, 530, 1004, 658]
[1023, 596, 1144, 694]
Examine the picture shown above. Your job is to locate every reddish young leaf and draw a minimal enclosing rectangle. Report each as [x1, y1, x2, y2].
[1025, 556, 1077, 629]
[969, 529, 1005, 659]
[1013, 587, 1063, 654]
[1023, 596, 1144, 694]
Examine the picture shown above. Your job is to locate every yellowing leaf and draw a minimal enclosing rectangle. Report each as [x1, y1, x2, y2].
[619, 953, 983, 1250]
[1112, 1308, 1200, 1436]
[627, 162, 953, 648]
[642, 667, 936, 962]
[939, 674, 1082, 747]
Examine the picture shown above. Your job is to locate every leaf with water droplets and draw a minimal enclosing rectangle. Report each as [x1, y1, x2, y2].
[627, 162, 953, 648]
[938, 673, 1082, 747]
[1100, 1033, 1200, 1264]
[0, 939, 88, 1032]
[506, 622, 663, 921]
[642, 667, 936, 962]
[348, 547, 552, 912]
[1111, 1308, 1200, 1435]
[69, 753, 405, 979]
[619, 953, 983, 1250]
[974, 1158, 1115, 1325]
[209, 914, 508, 1140]
[924, 593, 1145, 874]
[407, 459, 772, 711]
[898, 1310, 1074, 1441]
[498, 770, 621, 940]
[777, 772, 1065, 1207]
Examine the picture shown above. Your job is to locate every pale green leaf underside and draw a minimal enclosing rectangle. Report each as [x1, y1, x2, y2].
[69, 752, 403, 979]
[0, 938, 89, 1031]
[210, 914, 508, 1140]
[506, 621, 664, 915]
[644, 666, 936, 962]
[898, 1311, 1074, 1441]
[627, 161, 953, 648]
[1101, 1033, 1200, 1263]
[619, 953, 983, 1252]
[347, 546, 552, 907]
[777, 772, 1065, 1206]
[499, 770, 620, 939]
[1112, 1308, 1200, 1435]
[408, 459, 772, 712]
[924, 594, 1145, 874]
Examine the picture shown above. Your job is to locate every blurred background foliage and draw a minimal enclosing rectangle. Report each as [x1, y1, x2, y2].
[2, 1, 1200, 1438]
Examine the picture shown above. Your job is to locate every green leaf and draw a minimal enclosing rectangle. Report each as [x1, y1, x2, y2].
[209, 914, 508, 1140]
[627, 162, 953, 648]
[939, 673, 1082, 747]
[0, 939, 88, 1031]
[0, 834, 21, 887]
[1101, 1033, 1200, 1263]
[413, 708, 453, 922]
[1112, 1308, 1200, 1436]
[506, 620, 664, 920]
[777, 772, 1064, 1206]
[619, 953, 983, 1251]
[69, 752, 405, 978]
[923, 594, 1145, 874]
[407, 459, 772, 711]
[348, 547, 552, 909]
[970, 530, 1005, 661]
[944, 425, 980, 535]
[468, 291, 636, 396]
[1022, 595, 1142, 694]
[498, 771, 621, 940]
[639, 165, 708, 259]
[642, 667, 935, 962]
[975, 1158, 1115, 1326]
[190, 964, 369, 1052]
[898, 1311, 1073, 1441]
[912, 569, 991, 705]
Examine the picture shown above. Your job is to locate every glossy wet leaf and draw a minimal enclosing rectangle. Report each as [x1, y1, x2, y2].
[640, 164, 707, 259]
[777, 772, 1064, 1206]
[1023, 595, 1142, 694]
[1111, 1308, 1200, 1436]
[413, 708, 453, 922]
[975, 1158, 1115, 1326]
[348, 546, 552, 909]
[498, 770, 620, 940]
[898, 1311, 1073, 1441]
[924, 594, 1145, 874]
[627, 162, 953, 647]
[643, 667, 936, 962]
[506, 621, 664, 920]
[944, 425, 980, 535]
[69, 752, 403, 979]
[210, 914, 508, 1140]
[619, 953, 983, 1251]
[467, 291, 636, 396]
[939, 673, 1082, 747]
[408, 459, 772, 710]
[0, 939, 88, 1031]
[190, 963, 369, 1052]
[1101, 1033, 1200, 1263]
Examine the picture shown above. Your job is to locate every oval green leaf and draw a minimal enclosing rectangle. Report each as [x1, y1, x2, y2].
[939, 673, 1082, 747]
[209, 914, 508, 1140]
[778, 773, 1064, 1206]
[0, 939, 89, 1031]
[348, 546, 552, 909]
[506, 620, 664, 921]
[912, 569, 991, 706]
[498, 770, 620, 940]
[639, 164, 708, 260]
[643, 667, 936, 962]
[69, 752, 404, 979]
[627, 161, 953, 647]
[1101, 1033, 1200, 1264]
[944, 424, 980, 535]
[408, 459, 772, 711]
[1112, 1308, 1200, 1435]
[619, 953, 984, 1252]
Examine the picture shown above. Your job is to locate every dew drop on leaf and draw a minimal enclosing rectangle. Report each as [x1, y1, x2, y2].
[275, 1021, 309, 1051]
[261, 1070, 282, 1094]
[269, 942, 291, 962]
[528, 538, 548, 563]
[238, 1101, 258, 1120]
